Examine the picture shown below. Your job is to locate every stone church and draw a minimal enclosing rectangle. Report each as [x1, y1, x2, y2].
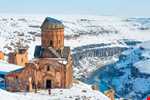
[5, 17, 73, 92]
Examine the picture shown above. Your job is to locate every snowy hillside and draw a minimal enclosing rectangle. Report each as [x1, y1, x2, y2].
[85, 41, 150, 100]
[134, 41, 150, 74]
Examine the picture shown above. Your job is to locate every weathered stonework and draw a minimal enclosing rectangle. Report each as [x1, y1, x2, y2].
[41, 28, 64, 49]
[41, 17, 64, 49]
[8, 48, 28, 67]
[6, 17, 73, 92]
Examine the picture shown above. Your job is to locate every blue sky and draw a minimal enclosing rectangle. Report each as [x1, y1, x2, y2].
[0, 0, 149, 17]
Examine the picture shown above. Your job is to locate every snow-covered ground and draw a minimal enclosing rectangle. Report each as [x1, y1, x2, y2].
[134, 59, 150, 74]
[134, 41, 150, 74]
[0, 81, 109, 100]
[74, 56, 118, 79]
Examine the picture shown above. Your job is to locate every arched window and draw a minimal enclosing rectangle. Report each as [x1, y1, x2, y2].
[47, 65, 50, 71]
[21, 58, 24, 63]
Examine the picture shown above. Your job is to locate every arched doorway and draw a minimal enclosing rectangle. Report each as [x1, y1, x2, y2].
[46, 80, 52, 88]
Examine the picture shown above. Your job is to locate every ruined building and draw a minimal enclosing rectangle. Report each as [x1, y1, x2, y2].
[8, 48, 28, 66]
[5, 17, 73, 92]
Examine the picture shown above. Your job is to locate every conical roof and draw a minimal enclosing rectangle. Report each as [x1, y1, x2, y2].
[41, 17, 64, 29]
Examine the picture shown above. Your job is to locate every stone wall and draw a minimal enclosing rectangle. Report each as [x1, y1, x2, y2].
[8, 49, 28, 67]
[41, 28, 64, 49]
[5, 58, 72, 92]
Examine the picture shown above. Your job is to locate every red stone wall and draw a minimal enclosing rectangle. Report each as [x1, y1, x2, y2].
[6, 58, 68, 92]
[8, 50, 28, 67]
[41, 28, 64, 49]
[65, 57, 73, 88]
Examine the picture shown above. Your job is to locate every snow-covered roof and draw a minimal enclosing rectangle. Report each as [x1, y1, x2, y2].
[0, 61, 23, 75]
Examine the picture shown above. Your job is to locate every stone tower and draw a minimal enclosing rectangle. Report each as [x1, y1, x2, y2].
[41, 17, 64, 50]
[34, 17, 73, 88]
[5, 17, 73, 92]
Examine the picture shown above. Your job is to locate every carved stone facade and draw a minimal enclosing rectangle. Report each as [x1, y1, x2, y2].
[6, 17, 73, 92]
[6, 58, 72, 91]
